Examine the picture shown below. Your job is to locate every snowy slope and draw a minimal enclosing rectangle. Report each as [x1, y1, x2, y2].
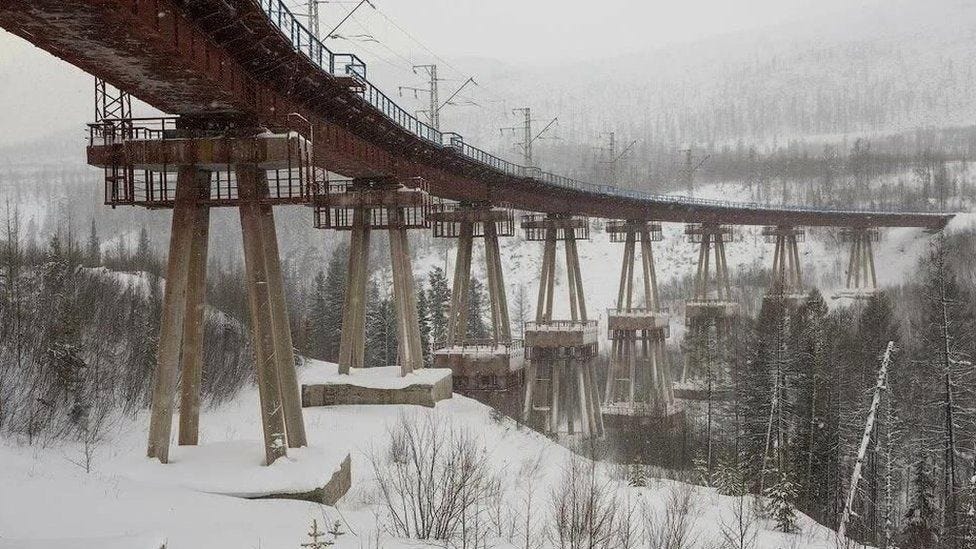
[0, 360, 849, 549]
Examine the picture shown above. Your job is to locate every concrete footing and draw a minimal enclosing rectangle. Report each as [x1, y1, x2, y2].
[302, 366, 453, 408]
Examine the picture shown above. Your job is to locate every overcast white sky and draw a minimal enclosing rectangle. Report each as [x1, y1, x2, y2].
[0, 0, 888, 146]
[356, 0, 871, 63]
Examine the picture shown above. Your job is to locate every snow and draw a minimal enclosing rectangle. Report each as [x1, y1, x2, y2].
[1, 359, 848, 549]
[119, 441, 347, 498]
[81, 266, 158, 296]
[300, 360, 452, 389]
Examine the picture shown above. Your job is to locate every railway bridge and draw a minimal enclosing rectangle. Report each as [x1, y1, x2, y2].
[0, 0, 953, 464]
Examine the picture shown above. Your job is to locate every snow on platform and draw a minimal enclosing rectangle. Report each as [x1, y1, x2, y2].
[118, 441, 351, 503]
[300, 361, 453, 407]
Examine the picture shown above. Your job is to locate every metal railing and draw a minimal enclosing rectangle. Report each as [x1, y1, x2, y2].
[434, 338, 524, 352]
[253, 0, 949, 219]
[524, 320, 599, 331]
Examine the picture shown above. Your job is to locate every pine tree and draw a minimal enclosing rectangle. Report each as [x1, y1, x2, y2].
[321, 242, 348, 361]
[918, 240, 975, 546]
[716, 450, 746, 496]
[306, 269, 329, 360]
[426, 267, 450, 348]
[84, 218, 100, 267]
[416, 280, 432, 367]
[135, 225, 152, 273]
[900, 454, 940, 549]
[793, 289, 832, 516]
[466, 277, 489, 340]
[765, 468, 799, 533]
[693, 453, 712, 487]
[627, 458, 646, 487]
[365, 281, 397, 368]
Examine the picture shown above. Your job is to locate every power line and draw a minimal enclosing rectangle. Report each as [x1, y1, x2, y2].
[500, 108, 558, 167]
[323, 0, 375, 42]
[598, 132, 638, 186]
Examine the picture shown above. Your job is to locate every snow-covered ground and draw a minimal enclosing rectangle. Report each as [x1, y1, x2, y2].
[1, 359, 848, 549]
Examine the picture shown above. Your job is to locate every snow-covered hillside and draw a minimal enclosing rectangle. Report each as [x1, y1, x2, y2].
[1, 360, 848, 549]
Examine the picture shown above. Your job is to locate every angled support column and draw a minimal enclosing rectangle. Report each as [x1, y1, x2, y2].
[238, 166, 289, 465]
[101, 126, 315, 465]
[446, 221, 475, 346]
[763, 225, 804, 300]
[603, 220, 673, 418]
[521, 214, 601, 438]
[484, 220, 512, 344]
[325, 179, 428, 377]
[389, 206, 424, 375]
[147, 166, 211, 463]
[337, 208, 370, 373]
[257, 191, 307, 448]
[429, 204, 521, 412]
[842, 226, 879, 294]
[177, 179, 211, 446]
[681, 223, 737, 391]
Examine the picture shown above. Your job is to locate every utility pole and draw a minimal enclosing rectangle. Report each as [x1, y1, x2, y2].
[307, 0, 320, 39]
[519, 107, 531, 166]
[500, 108, 557, 167]
[417, 64, 438, 130]
[680, 147, 708, 198]
[599, 131, 637, 186]
[399, 64, 439, 130]
[400, 69, 477, 132]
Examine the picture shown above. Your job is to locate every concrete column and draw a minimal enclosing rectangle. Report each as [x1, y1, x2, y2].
[694, 231, 708, 300]
[257, 197, 307, 448]
[565, 234, 579, 322]
[177, 177, 211, 447]
[866, 236, 878, 289]
[484, 221, 511, 343]
[522, 361, 536, 423]
[238, 165, 288, 465]
[565, 231, 587, 322]
[550, 363, 561, 432]
[587, 361, 605, 437]
[389, 209, 423, 375]
[717, 234, 732, 300]
[640, 229, 659, 309]
[575, 362, 590, 437]
[338, 208, 370, 373]
[447, 222, 474, 346]
[537, 229, 557, 323]
[148, 166, 210, 463]
[791, 234, 803, 289]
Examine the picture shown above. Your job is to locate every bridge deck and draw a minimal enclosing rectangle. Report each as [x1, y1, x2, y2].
[0, 0, 954, 228]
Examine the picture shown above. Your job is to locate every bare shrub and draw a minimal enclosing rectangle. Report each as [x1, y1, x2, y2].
[643, 484, 699, 549]
[369, 411, 498, 542]
[719, 495, 759, 549]
[548, 456, 623, 549]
